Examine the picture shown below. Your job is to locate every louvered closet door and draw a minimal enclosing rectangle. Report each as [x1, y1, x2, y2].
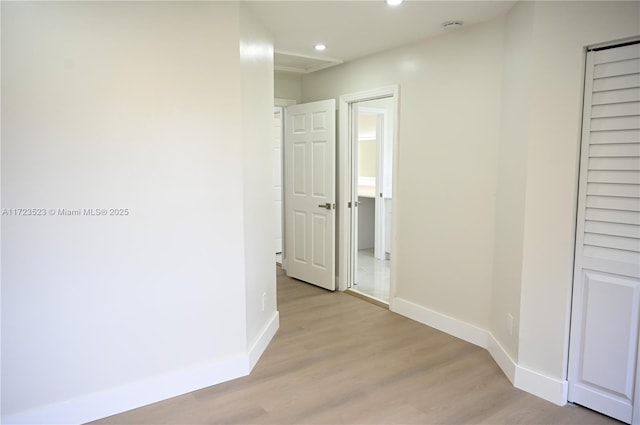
[568, 42, 640, 424]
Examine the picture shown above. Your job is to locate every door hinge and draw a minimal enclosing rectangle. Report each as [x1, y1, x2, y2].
[348, 201, 359, 208]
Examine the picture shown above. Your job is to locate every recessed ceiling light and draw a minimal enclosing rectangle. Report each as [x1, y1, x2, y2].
[314, 44, 327, 51]
[442, 21, 464, 30]
[386, 0, 403, 5]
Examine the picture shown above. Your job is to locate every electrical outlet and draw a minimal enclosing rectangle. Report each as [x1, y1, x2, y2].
[262, 292, 266, 312]
[507, 314, 514, 336]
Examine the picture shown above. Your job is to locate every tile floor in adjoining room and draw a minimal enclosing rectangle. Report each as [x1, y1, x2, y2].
[353, 248, 390, 303]
[275, 249, 390, 303]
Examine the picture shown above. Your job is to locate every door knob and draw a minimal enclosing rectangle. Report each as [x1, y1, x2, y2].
[318, 203, 334, 210]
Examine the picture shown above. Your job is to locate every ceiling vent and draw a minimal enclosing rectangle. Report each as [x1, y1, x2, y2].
[274, 51, 343, 74]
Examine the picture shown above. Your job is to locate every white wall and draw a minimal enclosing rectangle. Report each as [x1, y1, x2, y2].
[358, 197, 375, 250]
[239, 4, 279, 365]
[303, 17, 504, 331]
[301, 0, 640, 406]
[274, 71, 302, 102]
[517, 0, 640, 382]
[1, 2, 276, 423]
[490, 0, 535, 364]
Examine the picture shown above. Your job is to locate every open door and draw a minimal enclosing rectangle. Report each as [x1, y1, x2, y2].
[284, 99, 336, 291]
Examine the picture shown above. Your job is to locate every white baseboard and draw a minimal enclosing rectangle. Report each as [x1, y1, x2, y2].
[3, 312, 281, 425]
[486, 334, 567, 405]
[392, 297, 490, 349]
[392, 297, 568, 407]
[486, 334, 516, 384]
[515, 365, 568, 406]
[2, 356, 250, 425]
[248, 311, 279, 370]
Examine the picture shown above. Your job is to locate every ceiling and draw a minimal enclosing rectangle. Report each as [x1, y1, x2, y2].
[245, 1, 516, 74]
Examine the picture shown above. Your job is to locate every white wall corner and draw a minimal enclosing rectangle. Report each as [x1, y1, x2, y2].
[3, 313, 280, 425]
[248, 311, 280, 371]
[486, 334, 517, 384]
[392, 297, 490, 349]
[1, 356, 251, 425]
[514, 364, 569, 406]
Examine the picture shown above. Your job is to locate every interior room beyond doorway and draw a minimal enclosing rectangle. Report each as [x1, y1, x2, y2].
[350, 99, 394, 304]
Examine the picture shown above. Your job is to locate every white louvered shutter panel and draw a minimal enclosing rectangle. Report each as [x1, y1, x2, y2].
[568, 42, 640, 424]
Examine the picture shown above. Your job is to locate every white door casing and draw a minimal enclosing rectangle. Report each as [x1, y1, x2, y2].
[284, 99, 336, 291]
[351, 102, 360, 286]
[568, 42, 640, 424]
[275, 98, 297, 269]
[273, 107, 283, 254]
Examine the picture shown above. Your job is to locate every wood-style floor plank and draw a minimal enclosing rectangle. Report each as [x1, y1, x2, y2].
[91, 266, 620, 425]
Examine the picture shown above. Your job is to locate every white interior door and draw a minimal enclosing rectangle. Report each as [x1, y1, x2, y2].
[284, 99, 336, 291]
[568, 42, 640, 424]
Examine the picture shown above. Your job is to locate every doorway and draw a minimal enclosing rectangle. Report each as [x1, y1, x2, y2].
[276, 87, 398, 298]
[273, 106, 284, 263]
[338, 86, 399, 305]
[273, 98, 297, 267]
[351, 101, 394, 303]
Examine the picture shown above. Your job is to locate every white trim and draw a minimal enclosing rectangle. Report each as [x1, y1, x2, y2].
[273, 105, 287, 266]
[275, 64, 341, 74]
[340, 86, 400, 104]
[2, 356, 250, 425]
[587, 36, 640, 51]
[274, 50, 343, 74]
[487, 333, 569, 406]
[391, 298, 569, 406]
[338, 97, 352, 291]
[515, 366, 569, 406]
[275, 50, 343, 64]
[274, 99, 296, 270]
[487, 334, 517, 384]
[4, 314, 280, 425]
[274, 98, 297, 107]
[248, 311, 280, 370]
[391, 297, 490, 349]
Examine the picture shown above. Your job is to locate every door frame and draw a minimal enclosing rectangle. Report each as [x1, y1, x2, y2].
[275, 98, 296, 271]
[337, 86, 400, 307]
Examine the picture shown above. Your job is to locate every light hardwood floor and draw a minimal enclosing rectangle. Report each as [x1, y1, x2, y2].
[92, 266, 620, 425]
